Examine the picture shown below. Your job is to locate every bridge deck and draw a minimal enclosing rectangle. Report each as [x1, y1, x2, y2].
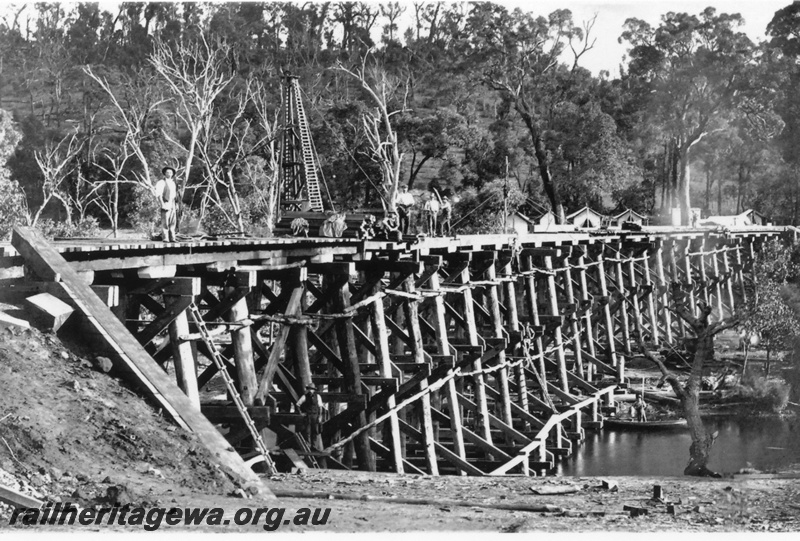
[0, 225, 788, 274]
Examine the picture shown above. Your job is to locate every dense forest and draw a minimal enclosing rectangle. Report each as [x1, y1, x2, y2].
[1, 1, 800, 238]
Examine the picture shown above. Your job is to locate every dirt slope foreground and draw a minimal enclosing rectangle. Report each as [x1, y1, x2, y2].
[0, 323, 235, 524]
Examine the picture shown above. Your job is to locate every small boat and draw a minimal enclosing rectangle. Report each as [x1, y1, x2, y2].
[604, 418, 688, 430]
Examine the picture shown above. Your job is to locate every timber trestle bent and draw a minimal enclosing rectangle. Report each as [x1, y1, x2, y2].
[2, 225, 793, 477]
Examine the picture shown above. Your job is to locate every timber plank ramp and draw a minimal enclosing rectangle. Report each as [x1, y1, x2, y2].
[1, 223, 792, 479]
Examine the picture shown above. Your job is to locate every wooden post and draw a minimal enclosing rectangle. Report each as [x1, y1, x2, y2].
[429, 269, 467, 475]
[485, 263, 513, 430]
[576, 254, 597, 380]
[544, 256, 569, 393]
[502, 260, 529, 426]
[710, 239, 724, 319]
[595, 249, 621, 383]
[642, 249, 659, 346]
[667, 239, 686, 337]
[460, 266, 493, 448]
[561, 255, 585, 379]
[735, 241, 748, 304]
[367, 271, 404, 474]
[613, 248, 632, 356]
[682, 238, 697, 310]
[332, 276, 375, 472]
[698, 236, 710, 305]
[628, 249, 644, 344]
[227, 271, 257, 406]
[402, 275, 439, 475]
[522, 254, 554, 409]
[164, 278, 200, 409]
[654, 240, 673, 344]
[722, 246, 737, 316]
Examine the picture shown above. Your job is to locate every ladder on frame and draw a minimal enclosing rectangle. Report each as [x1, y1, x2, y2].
[288, 77, 324, 212]
[187, 303, 278, 475]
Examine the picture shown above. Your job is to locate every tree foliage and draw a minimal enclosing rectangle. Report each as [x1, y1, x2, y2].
[0, 2, 797, 233]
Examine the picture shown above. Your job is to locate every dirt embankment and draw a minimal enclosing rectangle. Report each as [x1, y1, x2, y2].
[0, 323, 235, 522]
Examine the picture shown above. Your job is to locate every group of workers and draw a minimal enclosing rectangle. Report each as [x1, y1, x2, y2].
[153, 163, 455, 243]
[357, 186, 454, 241]
[396, 185, 452, 237]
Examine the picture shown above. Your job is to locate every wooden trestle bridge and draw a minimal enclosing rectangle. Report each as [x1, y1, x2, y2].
[0, 224, 792, 490]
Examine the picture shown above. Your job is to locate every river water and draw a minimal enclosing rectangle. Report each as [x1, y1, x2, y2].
[557, 415, 800, 476]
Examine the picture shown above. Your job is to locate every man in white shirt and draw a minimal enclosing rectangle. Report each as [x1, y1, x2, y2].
[395, 185, 415, 234]
[423, 193, 440, 236]
[154, 166, 178, 242]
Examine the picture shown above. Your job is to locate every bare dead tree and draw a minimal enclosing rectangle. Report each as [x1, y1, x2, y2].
[336, 49, 407, 210]
[84, 66, 168, 195]
[250, 80, 282, 235]
[149, 34, 235, 217]
[634, 283, 738, 476]
[196, 79, 272, 232]
[67, 166, 98, 223]
[90, 143, 137, 238]
[29, 131, 82, 226]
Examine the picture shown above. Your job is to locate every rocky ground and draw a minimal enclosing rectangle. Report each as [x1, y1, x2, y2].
[0, 315, 799, 532]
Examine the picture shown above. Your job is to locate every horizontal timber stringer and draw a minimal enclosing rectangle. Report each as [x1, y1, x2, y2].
[4, 224, 795, 477]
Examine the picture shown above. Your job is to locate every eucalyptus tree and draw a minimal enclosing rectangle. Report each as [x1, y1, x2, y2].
[462, 5, 597, 222]
[620, 8, 758, 224]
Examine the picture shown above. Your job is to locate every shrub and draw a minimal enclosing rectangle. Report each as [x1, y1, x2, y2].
[0, 176, 27, 239]
[203, 200, 249, 235]
[203, 194, 274, 236]
[35, 216, 101, 239]
[125, 184, 159, 236]
[734, 373, 790, 412]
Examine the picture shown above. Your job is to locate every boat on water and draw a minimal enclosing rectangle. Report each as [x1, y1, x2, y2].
[604, 418, 688, 430]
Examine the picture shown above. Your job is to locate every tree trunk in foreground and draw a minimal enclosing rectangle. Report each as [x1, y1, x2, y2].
[637, 291, 731, 477]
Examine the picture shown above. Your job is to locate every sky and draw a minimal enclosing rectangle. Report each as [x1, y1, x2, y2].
[483, 0, 792, 76]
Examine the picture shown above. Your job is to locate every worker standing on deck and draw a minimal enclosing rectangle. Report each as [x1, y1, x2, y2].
[440, 195, 452, 236]
[296, 384, 325, 449]
[396, 185, 415, 235]
[423, 192, 440, 236]
[155, 166, 178, 242]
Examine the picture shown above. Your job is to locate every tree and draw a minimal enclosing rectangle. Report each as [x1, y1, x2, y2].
[636, 284, 738, 476]
[149, 34, 236, 217]
[738, 239, 800, 376]
[85, 65, 169, 195]
[380, 2, 406, 45]
[90, 142, 137, 238]
[395, 108, 465, 190]
[452, 178, 525, 234]
[621, 9, 757, 224]
[468, 6, 597, 222]
[0, 108, 26, 238]
[336, 50, 407, 211]
[29, 131, 82, 226]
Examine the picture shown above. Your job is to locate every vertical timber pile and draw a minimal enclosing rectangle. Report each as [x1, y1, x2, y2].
[401, 275, 438, 474]
[366, 270, 404, 473]
[164, 278, 200, 408]
[330, 273, 375, 471]
[428, 266, 467, 474]
[227, 271, 258, 405]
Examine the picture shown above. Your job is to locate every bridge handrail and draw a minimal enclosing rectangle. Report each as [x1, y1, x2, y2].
[489, 384, 616, 475]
